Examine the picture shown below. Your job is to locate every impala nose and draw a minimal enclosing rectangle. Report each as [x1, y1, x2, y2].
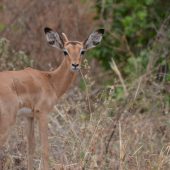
[72, 63, 79, 70]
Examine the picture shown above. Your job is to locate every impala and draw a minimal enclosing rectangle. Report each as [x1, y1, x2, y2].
[0, 27, 104, 170]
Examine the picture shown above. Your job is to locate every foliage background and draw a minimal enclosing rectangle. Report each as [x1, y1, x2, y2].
[0, 0, 170, 169]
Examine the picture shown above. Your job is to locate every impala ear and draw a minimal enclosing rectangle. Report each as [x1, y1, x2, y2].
[83, 29, 104, 50]
[61, 32, 69, 43]
[44, 27, 64, 49]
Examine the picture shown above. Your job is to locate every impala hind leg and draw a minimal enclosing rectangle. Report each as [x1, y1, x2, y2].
[0, 102, 18, 147]
[38, 112, 49, 170]
[26, 117, 35, 170]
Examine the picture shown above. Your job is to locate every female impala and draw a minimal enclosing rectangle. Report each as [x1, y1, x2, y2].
[0, 27, 104, 170]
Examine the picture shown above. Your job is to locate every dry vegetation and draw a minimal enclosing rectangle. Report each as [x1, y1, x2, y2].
[0, 0, 170, 170]
[1, 63, 170, 170]
[0, 43, 170, 169]
[0, 0, 96, 70]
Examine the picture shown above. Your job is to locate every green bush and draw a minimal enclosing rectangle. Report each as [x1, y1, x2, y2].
[88, 0, 170, 79]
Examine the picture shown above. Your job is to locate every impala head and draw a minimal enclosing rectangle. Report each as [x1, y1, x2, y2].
[44, 27, 104, 72]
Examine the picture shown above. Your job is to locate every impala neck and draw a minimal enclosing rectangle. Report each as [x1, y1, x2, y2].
[49, 58, 77, 98]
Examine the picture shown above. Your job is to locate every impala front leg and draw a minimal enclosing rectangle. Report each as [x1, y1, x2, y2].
[38, 112, 49, 170]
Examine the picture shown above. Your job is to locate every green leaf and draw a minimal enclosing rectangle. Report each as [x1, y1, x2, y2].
[0, 23, 6, 32]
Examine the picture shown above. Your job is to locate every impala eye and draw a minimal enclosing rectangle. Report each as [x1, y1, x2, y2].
[63, 50, 68, 56]
[80, 50, 85, 55]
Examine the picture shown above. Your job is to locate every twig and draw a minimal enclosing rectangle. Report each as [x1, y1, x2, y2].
[119, 121, 123, 170]
[134, 76, 143, 100]
[80, 69, 92, 117]
[82, 119, 102, 169]
[110, 58, 128, 96]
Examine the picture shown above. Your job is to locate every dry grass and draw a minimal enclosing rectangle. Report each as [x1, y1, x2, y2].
[1, 11, 170, 169]
[1, 67, 170, 170]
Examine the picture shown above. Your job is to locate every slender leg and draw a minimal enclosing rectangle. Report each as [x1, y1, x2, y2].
[38, 112, 49, 170]
[26, 117, 35, 170]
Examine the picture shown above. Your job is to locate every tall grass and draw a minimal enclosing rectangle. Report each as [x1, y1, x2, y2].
[0, 14, 170, 169]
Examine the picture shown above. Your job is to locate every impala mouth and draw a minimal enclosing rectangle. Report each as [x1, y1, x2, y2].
[71, 66, 80, 72]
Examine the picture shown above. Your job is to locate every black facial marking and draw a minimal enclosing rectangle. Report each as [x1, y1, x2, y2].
[97, 29, 105, 35]
[49, 41, 55, 45]
[44, 27, 52, 33]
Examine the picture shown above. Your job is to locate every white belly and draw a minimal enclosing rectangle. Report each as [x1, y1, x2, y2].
[17, 107, 33, 118]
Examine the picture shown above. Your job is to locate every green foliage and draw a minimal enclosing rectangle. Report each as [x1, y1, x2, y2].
[0, 4, 4, 11]
[87, 0, 170, 103]
[124, 50, 149, 79]
[89, 0, 170, 79]
[0, 23, 6, 32]
[112, 86, 124, 100]
[79, 78, 86, 91]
